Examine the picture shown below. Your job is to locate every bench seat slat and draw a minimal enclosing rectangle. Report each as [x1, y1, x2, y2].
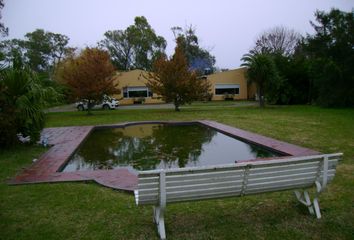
[247, 174, 335, 191]
[166, 185, 243, 200]
[138, 174, 244, 189]
[248, 169, 336, 184]
[137, 187, 244, 205]
[246, 175, 334, 194]
[138, 182, 159, 189]
[248, 160, 337, 174]
[138, 187, 159, 195]
[137, 198, 158, 205]
[154, 161, 320, 178]
[246, 182, 315, 195]
[166, 179, 243, 193]
[139, 178, 244, 195]
[138, 176, 159, 184]
[167, 190, 243, 203]
[249, 165, 336, 178]
[165, 169, 244, 182]
[166, 175, 244, 187]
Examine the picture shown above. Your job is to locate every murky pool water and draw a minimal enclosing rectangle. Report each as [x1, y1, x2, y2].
[61, 124, 282, 172]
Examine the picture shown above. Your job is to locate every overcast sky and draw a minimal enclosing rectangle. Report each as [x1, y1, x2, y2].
[3, 0, 353, 69]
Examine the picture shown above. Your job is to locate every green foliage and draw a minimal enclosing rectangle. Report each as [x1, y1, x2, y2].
[244, 10, 353, 107]
[24, 29, 72, 72]
[0, 57, 58, 147]
[100, 30, 133, 70]
[55, 48, 118, 114]
[265, 53, 311, 105]
[247, 26, 311, 105]
[0, 30, 73, 106]
[100, 16, 166, 71]
[0, 29, 73, 74]
[303, 9, 354, 107]
[0, 39, 26, 64]
[172, 25, 216, 75]
[283, 53, 312, 104]
[0, 0, 8, 37]
[147, 40, 211, 111]
[0, 107, 18, 146]
[241, 52, 280, 107]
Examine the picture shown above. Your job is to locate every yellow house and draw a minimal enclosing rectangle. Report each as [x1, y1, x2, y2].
[112, 69, 164, 105]
[112, 67, 255, 105]
[205, 67, 253, 101]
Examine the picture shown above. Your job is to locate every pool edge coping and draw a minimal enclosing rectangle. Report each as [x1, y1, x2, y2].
[8, 120, 321, 192]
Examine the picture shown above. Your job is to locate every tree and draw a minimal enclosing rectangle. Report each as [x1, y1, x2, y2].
[0, 39, 26, 64]
[24, 29, 72, 73]
[172, 25, 215, 75]
[100, 30, 133, 70]
[275, 51, 311, 104]
[0, 0, 8, 37]
[248, 26, 311, 105]
[303, 9, 354, 107]
[100, 16, 166, 71]
[0, 56, 58, 147]
[253, 26, 302, 56]
[0, 29, 73, 75]
[55, 48, 118, 114]
[146, 40, 210, 111]
[0, 37, 72, 105]
[241, 52, 280, 107]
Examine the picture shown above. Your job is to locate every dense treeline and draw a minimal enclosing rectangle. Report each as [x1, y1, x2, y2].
[2, 9, 351, 108]
[242, 9, 354, 107]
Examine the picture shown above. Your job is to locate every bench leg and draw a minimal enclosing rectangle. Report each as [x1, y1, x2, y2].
[294, 190, 321, 219]
[153, 206, 166, 240]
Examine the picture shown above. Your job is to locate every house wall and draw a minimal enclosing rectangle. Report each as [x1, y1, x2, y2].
[112, 69, 164, 105]
[112, 67, 255, 105]
[207, 67, 249, 100]
[247, 82, 257, 100]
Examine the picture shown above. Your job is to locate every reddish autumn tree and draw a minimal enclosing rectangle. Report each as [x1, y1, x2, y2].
[56, 47, 118, 114]
[147, 38, 210, 111]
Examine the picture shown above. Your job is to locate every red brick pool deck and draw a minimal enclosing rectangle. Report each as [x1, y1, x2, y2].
[9, 120, 320, 192]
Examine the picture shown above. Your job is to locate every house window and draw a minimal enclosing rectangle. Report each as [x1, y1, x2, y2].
[215, 84, 240, 95]
[123, 86, 152, 98]
[123, 88, 128, 98]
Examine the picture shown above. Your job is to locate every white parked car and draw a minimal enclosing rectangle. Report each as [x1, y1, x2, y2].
[75, 96, 119, 111]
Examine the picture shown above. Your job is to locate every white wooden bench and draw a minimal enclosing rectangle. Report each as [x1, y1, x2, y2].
[134, 153, 342, 239]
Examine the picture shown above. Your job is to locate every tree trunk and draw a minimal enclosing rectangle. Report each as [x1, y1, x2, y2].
[259, 87, 265, 108]
[174, 99, 180, 112]
[260, 96, 265, 108]
[87, 99, 93, 115]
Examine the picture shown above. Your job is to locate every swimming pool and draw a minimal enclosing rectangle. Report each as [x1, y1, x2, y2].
[61, 123, 283, 172]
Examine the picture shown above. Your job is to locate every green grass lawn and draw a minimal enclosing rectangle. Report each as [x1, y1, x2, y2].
[1, 103, 354, 239]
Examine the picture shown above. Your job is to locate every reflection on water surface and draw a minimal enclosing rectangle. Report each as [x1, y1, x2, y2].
[62, 124, 281, 172]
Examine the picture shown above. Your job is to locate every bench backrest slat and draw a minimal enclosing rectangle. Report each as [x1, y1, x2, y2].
[135, 154, 341, 205]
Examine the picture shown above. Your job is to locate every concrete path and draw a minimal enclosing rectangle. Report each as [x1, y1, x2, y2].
[46, 101, 257, 113]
